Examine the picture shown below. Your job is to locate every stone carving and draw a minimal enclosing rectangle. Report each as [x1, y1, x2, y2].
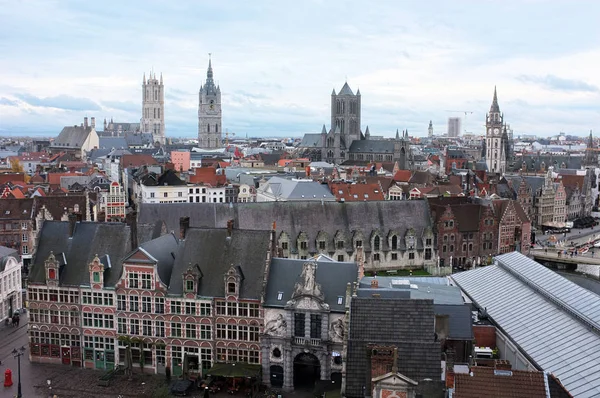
[294, 297, 324, 310]
[269, 344, 284, 363]
[329, 318, 346, 342]
[292, 261, 324, 300]
[265, 313, 287, 336]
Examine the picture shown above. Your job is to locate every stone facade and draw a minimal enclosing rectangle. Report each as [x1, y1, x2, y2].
[141, 72, 165, 145]
[198, 57, 222, 149]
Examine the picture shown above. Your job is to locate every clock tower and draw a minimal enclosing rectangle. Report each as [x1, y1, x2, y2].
[198, 55, 222, 148]
[485, 87, 507, 174]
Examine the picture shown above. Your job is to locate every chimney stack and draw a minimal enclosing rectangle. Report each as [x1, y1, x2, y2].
[494, 360, 512, 371]
[179, 216, 190, 240]
[91, 117, 96, 129]
[68, 213, 78, 238]
[84, 117, 88, 128]
[227, 219, 234, 237]
[370, 278, 379, 289]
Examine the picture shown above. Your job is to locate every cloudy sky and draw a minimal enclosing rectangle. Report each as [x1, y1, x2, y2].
[1, 0, 599, 138]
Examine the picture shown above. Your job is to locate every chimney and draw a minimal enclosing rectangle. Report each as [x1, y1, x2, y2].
[179, 216, 190, 240]
[370, 278, 379, 289]
[494, 360, 512, 371]
[68, 213, 78, 238]
[357, 246, 365, 280]
[91, 117, 96, 129]
[84, 117, 88, 128]
[227, 219, 234, 237]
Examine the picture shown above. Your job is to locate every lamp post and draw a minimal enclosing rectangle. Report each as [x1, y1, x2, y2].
[12, 346, 25, 398]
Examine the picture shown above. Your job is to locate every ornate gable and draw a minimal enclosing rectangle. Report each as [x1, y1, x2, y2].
[287, 261, 329, 311]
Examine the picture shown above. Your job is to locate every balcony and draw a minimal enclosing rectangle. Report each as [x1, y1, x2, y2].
[293, 337, 322, 346]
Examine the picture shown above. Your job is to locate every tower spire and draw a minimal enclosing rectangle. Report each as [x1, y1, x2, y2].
[490, 86, 500, 113]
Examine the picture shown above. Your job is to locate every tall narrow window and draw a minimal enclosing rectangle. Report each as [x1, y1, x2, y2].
[294, 313, 305, 337]
[310, 314, 322, 339]
[215, 124, 218, 133]
[373, 236, 380, 251]
[391, 235, 398, 251]
[207, 124, 210, 133]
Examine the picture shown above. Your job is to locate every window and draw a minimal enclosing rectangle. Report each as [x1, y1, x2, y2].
[300, 241, 308, 250]
[408, 252, 415, 260]
[22, 233, 28, 242]
[442, 245, 447, 253]
[227, 282, 236, 294]
[128, 273, 139, 288]
[118, 318, 126, 334]
[200, 324, 211, 340]
[141, 274, 151, 289]
[185, 280, 194, 292]
[92, 271, 100, 283]
[425, 248, 432, 260]
[294, 313, 305, 337]
[150, 192, 155, 198]
[373, 253, 380, 262]
[310, 314, 322, 339]
[337, 296, 344, 305]
[142, 320, 152, 336]
[337, 240, 344, 249]
[238, 303, 248, 317]
[185, 302, 196, 315]
[318, 241, 326, 250]
[129, 296, 139, 312]
[83, 312, 93, 327]
[426, 238, 432, 246]
[450, 245, 454, 252]
[83, 292, 92, 304]
[391, 235, 398, 250]
[22, 246, 29, 255]
[186, 324, 196, 339]
[337, 254, 344, 261]
[249, 303, 259, 318]
[391, 253, 398, 260]
[163, 192, 168, 198]
[216, 324, 226, 339]
[216, 301, 226, 315]
[281, 242, 288, 250]
[227, 302, 237, 316]
[142, 296, 151, 313]
[131, 319, 140, 335]
[155, 297, 164, 314]
[373, 236, 380, 251]
[117, 295, 126, 311]
[171, 322, 182, 337]
[227, 324, 237, 340]
[199, 302, 211, 316]
[170, 301, 181, 314]
[356, 240, 363, 248]
[155, 320, 165, 337]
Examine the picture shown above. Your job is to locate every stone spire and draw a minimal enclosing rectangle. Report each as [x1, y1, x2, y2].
[143, 72, 146, 85]
[204, 54, 216, 94]
[365, 126, 370, 139]
[490, 86, 500, 113]
[396, 129, 400, 140]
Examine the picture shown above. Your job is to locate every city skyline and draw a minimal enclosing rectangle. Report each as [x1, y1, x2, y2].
[0, 1, 599, 138]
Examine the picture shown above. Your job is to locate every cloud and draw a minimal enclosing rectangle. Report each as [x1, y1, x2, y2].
[517, 75, 599, 93]
[0, 97, 19, 106]
[13, 93, 101, 111]
[102, 100, 139, 113]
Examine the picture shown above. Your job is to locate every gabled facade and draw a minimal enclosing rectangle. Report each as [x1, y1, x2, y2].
[0, 246, 22, 323]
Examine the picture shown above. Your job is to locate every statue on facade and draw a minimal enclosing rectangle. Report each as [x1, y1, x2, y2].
[329, 318, 346, 341]
[265, 313, 287, 336]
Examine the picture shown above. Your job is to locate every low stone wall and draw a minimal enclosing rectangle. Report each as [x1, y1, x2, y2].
[576, 263, 600, 278]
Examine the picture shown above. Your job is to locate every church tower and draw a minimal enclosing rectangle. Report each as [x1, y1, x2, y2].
[198, 55, 222, 148]
[584, 130, 598, 167]
[428, 120, 433, 137]
[485, 87, 507, 174]
[141, 71, 165, 145]
[331, 83, 361, 146]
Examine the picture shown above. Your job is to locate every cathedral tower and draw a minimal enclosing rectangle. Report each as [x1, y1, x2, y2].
[485, 87, 507, 174]
[331, 83, 361, 148]
[141, 71, 165, 145]
[198, 55, 222, 148]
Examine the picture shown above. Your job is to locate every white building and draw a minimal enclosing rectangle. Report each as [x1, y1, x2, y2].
[0, 246, 22, 323]
[256, 177, 337, 202]
[139, 184, 189, 204]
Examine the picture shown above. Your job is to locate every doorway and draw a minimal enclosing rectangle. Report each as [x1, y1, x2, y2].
[293, 353, 320, 389]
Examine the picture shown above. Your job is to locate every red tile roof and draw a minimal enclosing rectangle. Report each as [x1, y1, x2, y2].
[121, 154, 158, 168]
[454, 366, 548, 398]
[393, 170, 412, 183]
[188, 167, 226, 186]
[559, 174, 584, 188]
[329, 182, 385, 202]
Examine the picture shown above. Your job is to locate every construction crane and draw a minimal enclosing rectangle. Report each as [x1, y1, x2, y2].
[445, 110, 474, 135]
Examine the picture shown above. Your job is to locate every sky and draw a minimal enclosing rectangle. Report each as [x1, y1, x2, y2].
[0, 0, 599, 139]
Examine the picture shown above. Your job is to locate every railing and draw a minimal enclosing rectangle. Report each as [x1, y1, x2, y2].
[293, 337, 305, 345]
[293, 337, 322, 346]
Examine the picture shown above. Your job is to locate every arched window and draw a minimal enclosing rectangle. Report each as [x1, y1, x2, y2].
[391, 235, 398, 251]
[373, 236, 380, 251]
[215, 124, 218, 133]
[207, 124, 210, 133]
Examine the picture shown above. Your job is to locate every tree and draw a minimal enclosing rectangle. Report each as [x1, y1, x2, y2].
[9, 159, 30, 183]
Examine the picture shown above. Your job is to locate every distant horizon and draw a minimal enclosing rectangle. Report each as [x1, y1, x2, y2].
[1, 1, 599, 139]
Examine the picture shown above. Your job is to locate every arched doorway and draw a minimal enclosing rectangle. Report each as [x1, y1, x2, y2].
[294, 353, 320, 389]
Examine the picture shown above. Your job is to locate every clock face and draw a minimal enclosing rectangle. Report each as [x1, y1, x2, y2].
[494, 128, 499, 134]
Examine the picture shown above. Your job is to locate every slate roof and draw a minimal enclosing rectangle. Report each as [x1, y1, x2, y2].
[137, 200, 434, 253]
[264, 258, 357, 312]
[338, 82, 355, 96]
[357, 276, 472, 340]
[168, 228, 271, 299]
[345, 297, 442, 398]
[32, 195, 87, 221]
[299, 134, 323, 148]
[0, 246, 18, 272]
[138, 233, 179, 287]
[51, 126, 94, 149]
[516, 155, 583, 172]
[453, 367, 549, 398]
[259, 177, 336, 201]
[348, 139, 396, 154]
[452, 252, 600, 398]
[99, 137, 128, 150]
[0, 198, 34, 220]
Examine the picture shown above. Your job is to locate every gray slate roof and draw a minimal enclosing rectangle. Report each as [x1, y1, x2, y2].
[51, 126, 93, 149]
[452, 252, 600, 398]
[357, 276, 472, 340]
[99, 137, 128, 150]
[168, 228, 271, 299]
[338, 82, 355, 96]
[0, 246, 18, 272]
[137, 201, 434, 253]
[349, 139, 396, 154]
[29, 221, 160, 288]
[264, 258, 357, 312]
[345, 297, 442, 398]
[299, 134, 323, 148]
[259, 177, 336, 201]
[138, 233, 179, 287]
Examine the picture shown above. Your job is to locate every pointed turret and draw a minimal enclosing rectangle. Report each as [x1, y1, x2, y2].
[338, 82, 354, 96]
[143, 72, 146, 84]
[589, 130, 594, 148]
[334, 125, 341, 135]
[404, 129, 409, 139]
[321, 125, 327, 135]
[490, 86, 500, 113]
[365, 126, 370, 139]
[160, 72, 163, 84]
[396, 129, 400, 140]
[331, 88, 336, 96]
[356, 88, 361, 96]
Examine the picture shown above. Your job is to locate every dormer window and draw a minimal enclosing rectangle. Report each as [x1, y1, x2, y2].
[373, 236, 380, 251]
[48, 268, 56, 280]
[391, 235, 398, 251]
[93, 272, 100, 283]
[228, 282, 236, 294]
[277, 292, 284, 301]
[186, 280, 194, 292]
